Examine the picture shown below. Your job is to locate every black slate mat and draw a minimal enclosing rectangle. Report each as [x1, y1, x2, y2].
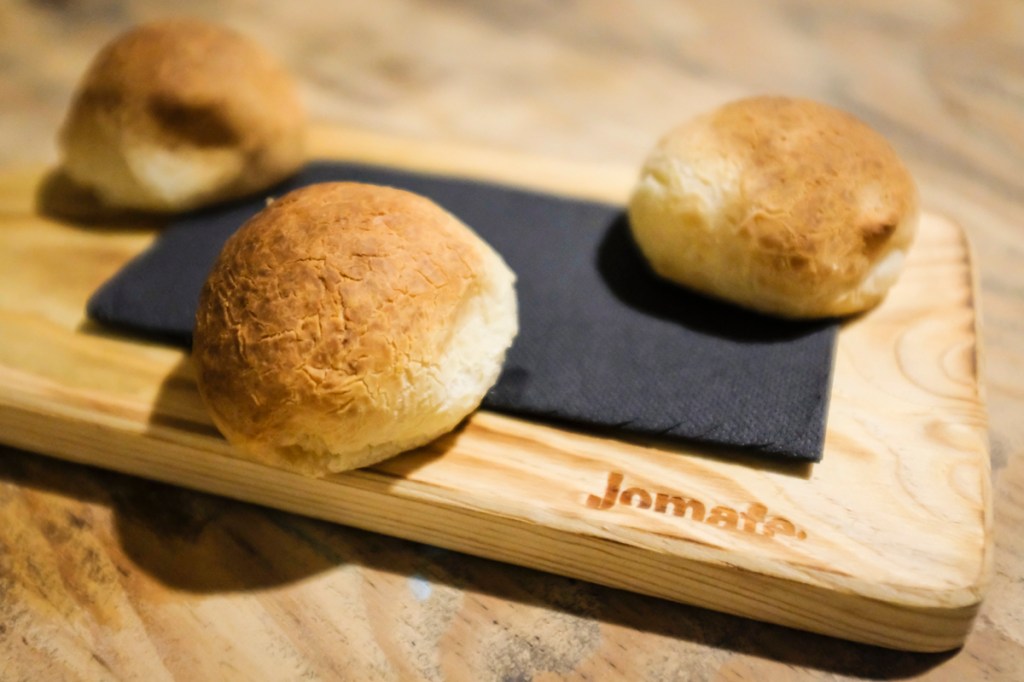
[87, 162, 837, 461]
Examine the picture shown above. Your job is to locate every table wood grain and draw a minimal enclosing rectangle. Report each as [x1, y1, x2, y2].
[1, 1, 1022, 679]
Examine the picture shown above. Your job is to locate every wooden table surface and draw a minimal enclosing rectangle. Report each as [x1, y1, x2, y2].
[1, 1, 1021, 680]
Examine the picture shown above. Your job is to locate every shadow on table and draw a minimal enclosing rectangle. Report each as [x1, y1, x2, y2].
[34, 167, 167, 230]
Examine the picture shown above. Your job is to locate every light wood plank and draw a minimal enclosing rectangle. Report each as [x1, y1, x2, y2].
[0, 130, 989, 652]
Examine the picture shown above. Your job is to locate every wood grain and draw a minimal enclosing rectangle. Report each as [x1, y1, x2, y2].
[1, 1, 1022, 679]
[0, 123, 989, 654]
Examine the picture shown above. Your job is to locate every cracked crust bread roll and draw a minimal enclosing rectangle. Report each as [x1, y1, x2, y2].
[628, 96, 919, 318]
[59, 18, 305, 213]
[193, 182, 518, 475]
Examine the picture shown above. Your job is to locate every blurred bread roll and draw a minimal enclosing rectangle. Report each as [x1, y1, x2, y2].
[628, 96, 918, 318]
[193, 182, 518, 475]
[59, 18, 305, 213]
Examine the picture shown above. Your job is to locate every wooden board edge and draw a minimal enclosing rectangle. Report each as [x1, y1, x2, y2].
[958, 221, 996, 602]
[0, 390, 984, 652]
[304, 123, 637, 204]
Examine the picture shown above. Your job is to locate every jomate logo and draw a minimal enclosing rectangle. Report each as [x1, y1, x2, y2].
[585, 472, 807, 540]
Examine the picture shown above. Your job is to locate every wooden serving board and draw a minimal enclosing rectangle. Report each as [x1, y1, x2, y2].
[0, 125, 990, 652]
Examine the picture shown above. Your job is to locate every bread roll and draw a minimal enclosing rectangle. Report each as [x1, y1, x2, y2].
[628, 96, 918, 318]
[193, 182, 518, 475]
[59, 19, 305, 213]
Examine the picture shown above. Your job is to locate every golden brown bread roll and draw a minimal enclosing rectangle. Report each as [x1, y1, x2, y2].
[628, 96, 919, 318]
[193, 182, 518, 475]
[59, 18, 305, 212]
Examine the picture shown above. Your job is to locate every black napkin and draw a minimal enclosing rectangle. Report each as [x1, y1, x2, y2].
[87, 161, 836, 461]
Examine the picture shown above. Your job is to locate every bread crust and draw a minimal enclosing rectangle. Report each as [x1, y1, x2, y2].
[59, 19, 305, 212]
[628, 96, 919, 318]
[193, 182, 517, 474]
